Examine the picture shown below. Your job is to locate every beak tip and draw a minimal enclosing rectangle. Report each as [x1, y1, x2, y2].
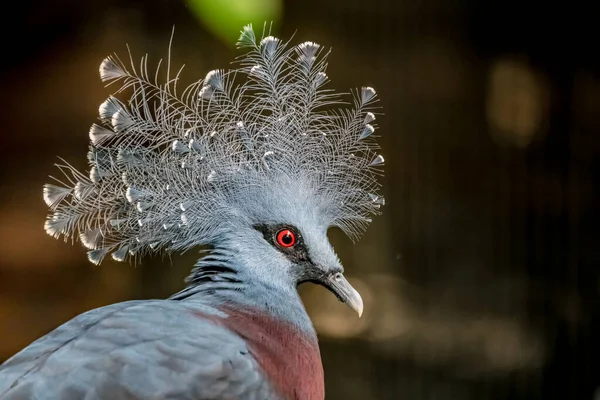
[354, 296, 364, 318]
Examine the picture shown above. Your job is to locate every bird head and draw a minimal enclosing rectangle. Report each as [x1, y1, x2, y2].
[42, 24, 384, 317]
[210, 176, 365, 316]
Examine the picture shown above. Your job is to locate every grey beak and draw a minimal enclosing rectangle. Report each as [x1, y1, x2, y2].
[327, 273, 364, 317]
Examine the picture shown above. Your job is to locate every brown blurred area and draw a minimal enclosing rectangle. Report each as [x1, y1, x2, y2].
[0, 1, 599, 399]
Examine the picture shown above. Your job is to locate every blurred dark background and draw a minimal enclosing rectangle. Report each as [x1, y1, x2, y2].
[0, 0, 599, 399]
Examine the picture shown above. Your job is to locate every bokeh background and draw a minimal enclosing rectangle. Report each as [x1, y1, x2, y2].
[1, 0, 599, 399]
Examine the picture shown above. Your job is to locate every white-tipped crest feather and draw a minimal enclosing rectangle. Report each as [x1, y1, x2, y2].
[136, 201, 153, 212]
[359, 124, 375, 140]
[189, 139, 203, 153]
[111, 109, 133, 132]
[87, 248, 108, 265]
[204, 69, 224, 90]
[99, 56, 126, 82]
[126, 187, 146, 203]
[199, 85, 214, 100]
[298, 41, 320, 58]
[260, 36, 280, 56]
[89, 166, 102, 183]
[172, 140, 189, 154]
[237, 24, 257, 48]
[361, 87, 377, 104]
[369, 155, 385, 166]
[314, 72, 328, 87]
[89, 124, 116, 146]
[74, 181, 94, 200]
[111, 245, 129, 262]
[44, 217, 66, 238]
[80, 228, 102, 250]
[98, 97, 120, 120]
[43, 184, 71, 208]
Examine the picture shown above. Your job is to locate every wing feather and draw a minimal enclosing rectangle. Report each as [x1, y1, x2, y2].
[0, 300, 276, 400]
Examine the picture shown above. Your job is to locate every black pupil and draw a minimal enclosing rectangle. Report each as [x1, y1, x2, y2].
[281, 232, 293, 245]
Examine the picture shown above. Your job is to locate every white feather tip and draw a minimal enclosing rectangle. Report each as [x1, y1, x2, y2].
[359, 124, 375, 140]
[89, 124, 115, 146]
[199, 85, 214, 100]
[98, 97, 120, 120]
[111, 109, 133, 132]
[237, 24, 256, 48]
[369, 193, 385, 205]
[369, 154, 385, 166]
[314, 72, 328, 87]
[80, 228, 101, 250]
[99, 56, 125, 82]
[74, 181, 94, 200]
[298, 41, 320, 60]
[44, 217, 67, 238]
[172, 140, 189, 154]
[361, 87, 377, 104]
[87, 248, 108, 265]
[89, 166, 102, 183]
[126, 187, 146, 203]
[43, 184, 71, 208]
[111, 246, 129, 262]
[260, 36, 280, 55]
[204, 70, 224, 90]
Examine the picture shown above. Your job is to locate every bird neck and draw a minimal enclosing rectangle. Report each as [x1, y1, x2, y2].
[172, 250, 317, 339]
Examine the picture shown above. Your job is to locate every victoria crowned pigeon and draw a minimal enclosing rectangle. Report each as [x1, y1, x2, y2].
[0, 24, 385, 399]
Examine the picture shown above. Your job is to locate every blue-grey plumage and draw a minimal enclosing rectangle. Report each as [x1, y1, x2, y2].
[0, 301, 276, 399]
[1, 24, 384, 399]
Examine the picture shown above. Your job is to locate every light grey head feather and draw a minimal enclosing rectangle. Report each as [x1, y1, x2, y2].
[42, 24, 385, 265]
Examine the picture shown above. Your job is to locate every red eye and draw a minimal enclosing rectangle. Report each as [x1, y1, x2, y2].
[276, 229, 296, 248]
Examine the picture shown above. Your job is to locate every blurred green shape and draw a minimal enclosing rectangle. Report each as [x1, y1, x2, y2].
[185, 0, 283, 46]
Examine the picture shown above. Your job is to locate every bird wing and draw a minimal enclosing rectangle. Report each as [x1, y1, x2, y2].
[0, 300, 276, 400]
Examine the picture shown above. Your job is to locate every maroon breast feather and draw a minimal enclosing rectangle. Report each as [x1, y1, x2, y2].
[193, 306, 325, 400]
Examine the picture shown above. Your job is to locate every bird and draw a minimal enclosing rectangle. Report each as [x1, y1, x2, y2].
[0, 24, 385, 399]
